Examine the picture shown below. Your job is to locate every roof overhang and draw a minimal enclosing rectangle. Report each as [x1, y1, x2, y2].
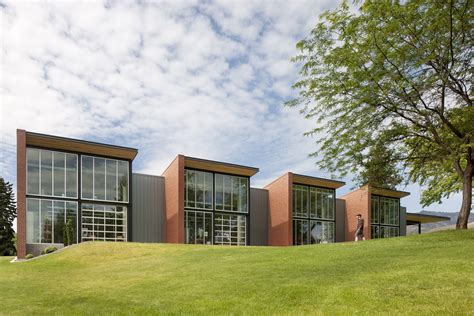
[406, 212, 451, 224]
[292, 173, 345, 189]
[370, 186, 410, 199]
[184, 156, 259, 177]
[25, 131, 138, 161]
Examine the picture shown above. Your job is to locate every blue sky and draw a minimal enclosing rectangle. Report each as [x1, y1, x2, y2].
[0, 0, 462, 217]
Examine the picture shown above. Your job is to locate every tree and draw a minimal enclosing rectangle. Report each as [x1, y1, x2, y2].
[354, 139, 404, 190]
[0, 177, 17, 255]
[287, 0, 473, 228]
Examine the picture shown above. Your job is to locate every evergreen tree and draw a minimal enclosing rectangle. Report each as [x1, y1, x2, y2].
[0, 177, 17, 256]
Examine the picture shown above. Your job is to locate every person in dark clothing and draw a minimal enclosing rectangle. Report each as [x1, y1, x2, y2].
[355, 214, 365, 242]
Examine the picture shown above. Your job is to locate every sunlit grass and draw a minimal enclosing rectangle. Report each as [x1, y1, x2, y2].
[1, 230, 473, 315]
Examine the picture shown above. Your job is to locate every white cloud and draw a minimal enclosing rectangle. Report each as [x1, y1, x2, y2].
[0, 0, 463, 218]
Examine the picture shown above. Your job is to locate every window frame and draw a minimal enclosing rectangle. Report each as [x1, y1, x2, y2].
[80, 203, 128, 242]
[292, 183, 336, 245]
[80, 155, 130, 204]
[26, 148, 79, 199]
[26, 198, 78, 244]
[184, 169, 214, 210]
[184, 167, 251, 246]
[214, 173, 249, 214]
[370, 194, 401, 239]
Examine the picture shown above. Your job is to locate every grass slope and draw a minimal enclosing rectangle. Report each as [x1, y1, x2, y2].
[1, 230, 473, 315]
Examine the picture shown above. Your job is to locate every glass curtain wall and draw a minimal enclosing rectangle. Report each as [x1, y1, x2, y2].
[81, 204, 127, 241]
[370, 195, 400, 238]
[27, 148, 77, 198]
[293, 184, 335, 245]
[81, 156, 129, 202]
[26, 199, 78, 244]
[184, 169, 249, 246]
[26, 148, 130, 245]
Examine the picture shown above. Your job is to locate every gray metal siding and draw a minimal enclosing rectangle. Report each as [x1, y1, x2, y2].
[250, 188, 269, 246]
[335, 199, 346, 242]
[132, 173, 166, 243]
[400, 206, 407, 236]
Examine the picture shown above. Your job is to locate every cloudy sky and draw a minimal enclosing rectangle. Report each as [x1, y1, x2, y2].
[0, 0, 461, 217]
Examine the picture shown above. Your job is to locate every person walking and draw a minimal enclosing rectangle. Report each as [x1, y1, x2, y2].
[355, 214, 365, 242]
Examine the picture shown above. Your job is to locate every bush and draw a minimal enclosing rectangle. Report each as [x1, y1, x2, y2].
[25, 254, 34, 259]
[41, 246, 57, 255]
[63, 218, 74, 246]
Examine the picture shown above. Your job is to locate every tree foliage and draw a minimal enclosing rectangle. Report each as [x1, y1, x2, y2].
[354, 139, 404, 190]
[288, 0, 473, 228]
[0, 177, 17, 256]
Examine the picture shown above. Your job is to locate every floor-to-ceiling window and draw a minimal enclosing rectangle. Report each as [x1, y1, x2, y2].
[26, 148, 78, 244]
[370, 195, 400, 238]
[292, 184, 335, 245]
[184, 169, 249, 246]
[25, 147, 131, 245]
[80, 155, 129, 242]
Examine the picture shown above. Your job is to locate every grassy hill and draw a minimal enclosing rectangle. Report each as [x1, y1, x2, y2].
[1, 230, 473, 315]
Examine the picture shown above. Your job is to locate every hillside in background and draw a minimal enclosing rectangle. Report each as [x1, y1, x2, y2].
[1, 230, 474, 315]
[407, 211, 474, 234]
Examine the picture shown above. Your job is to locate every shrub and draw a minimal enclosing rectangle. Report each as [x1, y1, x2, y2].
[25, 254, 34, 259]
[41, 246, 57, 255]
[62, 218, 74, 246]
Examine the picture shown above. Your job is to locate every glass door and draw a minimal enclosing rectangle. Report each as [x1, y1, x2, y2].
[185, 210, 213, 245]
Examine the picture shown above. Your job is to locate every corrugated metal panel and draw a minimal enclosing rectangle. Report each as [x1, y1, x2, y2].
[132, 173, 166, 243]
[400, 206, 407, 236]
[250, 188, 269, 246]
[335, 198, 346, 242]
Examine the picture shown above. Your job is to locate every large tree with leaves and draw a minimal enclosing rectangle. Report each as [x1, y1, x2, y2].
[288, 0, 473, 228]
[0, 177, 17, 255]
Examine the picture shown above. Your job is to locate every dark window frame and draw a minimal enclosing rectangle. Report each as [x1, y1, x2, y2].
[184, 167, 251, 246]
[25, 144, 133, 245]
[292, 183, 336, 245]
[370, 194, 401, 239]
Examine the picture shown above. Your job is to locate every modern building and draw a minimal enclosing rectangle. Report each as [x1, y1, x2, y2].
[264, 172, 345, 246]
[16, 130, 136, 259]
[340, 185, 410, 240]
[15, 130, 446, 258]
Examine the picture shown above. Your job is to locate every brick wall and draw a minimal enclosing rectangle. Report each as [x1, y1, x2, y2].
[16, 129, 26, 258]
[340, 186, 371, 241]
[265, 172, 293, 246]
[161, 155, 184, 243]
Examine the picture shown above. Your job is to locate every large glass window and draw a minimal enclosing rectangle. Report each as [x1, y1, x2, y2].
[184, 169, 249, 246]
[26, 198, 77, 244]
[293, 185, 309, 217]
[214, 213, 246, 245]
[185, 170, 213, 210]
[81, 204, 127, 241]
[185, 210, 213, 244]
[293, 219, 309, 245]
[371, 195, 400, 239]
[310, 220, 334, 244]
[293, 184, 335, 245]
[215, 174, 248, 213]
[27, 149, 40, 195]
[27, 148, 77, 198]
[309, 187, 334, 220]
[81, 156, 129, 203]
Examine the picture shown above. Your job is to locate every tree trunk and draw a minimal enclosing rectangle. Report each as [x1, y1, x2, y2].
[456, 160, 473, 229]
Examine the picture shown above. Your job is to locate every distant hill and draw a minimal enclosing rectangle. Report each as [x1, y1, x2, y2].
[407, 210, 474, 234]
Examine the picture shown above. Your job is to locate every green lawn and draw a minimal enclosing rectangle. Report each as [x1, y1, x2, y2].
[1, 230, 473, 315]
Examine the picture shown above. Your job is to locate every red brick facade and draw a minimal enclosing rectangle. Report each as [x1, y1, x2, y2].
[162, 155, 185, 243]
[340, 186, 371, 241]
[265, 173, 293, 246]
[16, 129, 27, 258]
